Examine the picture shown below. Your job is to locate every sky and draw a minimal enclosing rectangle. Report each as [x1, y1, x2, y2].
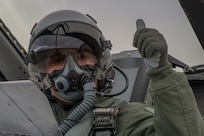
[0, 0, 204, 66]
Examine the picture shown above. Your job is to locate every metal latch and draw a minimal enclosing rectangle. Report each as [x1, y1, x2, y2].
[93, 107, 119, 136]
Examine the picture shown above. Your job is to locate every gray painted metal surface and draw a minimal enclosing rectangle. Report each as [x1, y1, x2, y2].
[0, 80, 59, 136]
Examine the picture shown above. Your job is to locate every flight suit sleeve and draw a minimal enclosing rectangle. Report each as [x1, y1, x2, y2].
[147, 63, 204, 136]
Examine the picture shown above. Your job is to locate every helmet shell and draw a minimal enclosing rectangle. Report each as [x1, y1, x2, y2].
[29, 10, 107, 59]
[28, 10, 112, 85]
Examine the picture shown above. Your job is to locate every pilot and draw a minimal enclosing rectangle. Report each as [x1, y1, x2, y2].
[27, 10, 204, 136]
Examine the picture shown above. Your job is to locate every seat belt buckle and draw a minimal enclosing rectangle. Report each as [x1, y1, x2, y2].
[92, 107, 119, 136]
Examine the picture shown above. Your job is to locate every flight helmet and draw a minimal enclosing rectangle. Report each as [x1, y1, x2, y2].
[27, 10, 113, 91]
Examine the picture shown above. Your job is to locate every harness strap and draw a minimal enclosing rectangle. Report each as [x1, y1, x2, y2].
[110, 98, 127, 108]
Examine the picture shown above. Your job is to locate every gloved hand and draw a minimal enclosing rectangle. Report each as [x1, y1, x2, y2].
[133, 28, 168, 70]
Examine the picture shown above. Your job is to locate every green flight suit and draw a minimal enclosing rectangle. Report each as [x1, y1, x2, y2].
[51, 63, 204, 136]
[114, 63, 204, 136]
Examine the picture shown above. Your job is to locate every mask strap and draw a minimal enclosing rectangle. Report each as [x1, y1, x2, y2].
[49, 87, 76, 104]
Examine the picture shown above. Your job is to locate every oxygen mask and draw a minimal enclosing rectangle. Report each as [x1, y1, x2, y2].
[50, 56, 88, 91]
[48, 54, 97, 104]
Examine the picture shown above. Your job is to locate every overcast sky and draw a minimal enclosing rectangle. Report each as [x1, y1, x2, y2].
[0, 0, 204, 66]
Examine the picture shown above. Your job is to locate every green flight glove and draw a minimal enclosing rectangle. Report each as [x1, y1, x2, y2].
[133, 28, 168, 70]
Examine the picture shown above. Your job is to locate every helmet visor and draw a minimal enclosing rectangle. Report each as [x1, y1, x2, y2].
[28, 35, 97, 74]
[29, 35, 86, 63]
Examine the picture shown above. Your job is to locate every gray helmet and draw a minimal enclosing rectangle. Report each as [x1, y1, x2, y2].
[27, 10, 112, 89]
